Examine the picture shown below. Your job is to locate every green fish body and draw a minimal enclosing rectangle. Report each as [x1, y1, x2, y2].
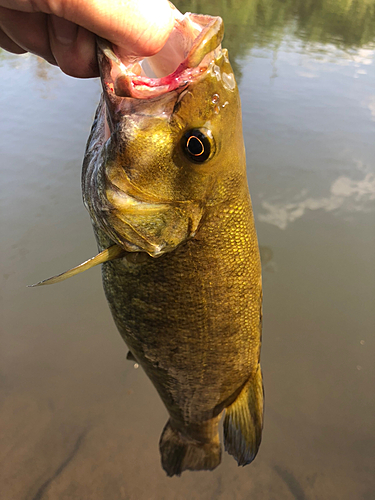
[82, 11, 263, 476]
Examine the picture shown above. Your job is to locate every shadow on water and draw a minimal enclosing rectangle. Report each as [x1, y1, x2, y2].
[1, 1, 375, 499]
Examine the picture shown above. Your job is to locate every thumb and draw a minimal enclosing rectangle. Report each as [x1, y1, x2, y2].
[38, 0, 176, 57]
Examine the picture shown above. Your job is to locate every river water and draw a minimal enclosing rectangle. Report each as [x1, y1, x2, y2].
[1, 1, 374, 498]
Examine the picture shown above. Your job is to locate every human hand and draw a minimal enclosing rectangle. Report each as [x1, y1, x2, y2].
[0, 0, 175, 77]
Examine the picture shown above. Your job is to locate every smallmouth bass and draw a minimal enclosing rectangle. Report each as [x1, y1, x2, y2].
[35, 8, 264, 476]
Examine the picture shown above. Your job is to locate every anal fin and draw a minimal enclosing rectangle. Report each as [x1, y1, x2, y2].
[223, 364, 264, 466]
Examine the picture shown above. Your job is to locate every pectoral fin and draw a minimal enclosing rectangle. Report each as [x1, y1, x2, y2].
[223, 365, 264, 466]
[29, 244, 125, 287]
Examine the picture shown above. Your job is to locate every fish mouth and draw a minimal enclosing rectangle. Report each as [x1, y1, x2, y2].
[97, 9, 224, 100]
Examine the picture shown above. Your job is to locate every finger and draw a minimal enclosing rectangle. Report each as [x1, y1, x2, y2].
[5, 0, 176, 57]
[85, 0, 176, 57]
[0, 26, 26, 54]
[48, 15, 98, 78]
[0, 7, 56, 64]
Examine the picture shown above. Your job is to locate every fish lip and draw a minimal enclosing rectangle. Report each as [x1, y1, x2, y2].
[97, 13, 223, 100]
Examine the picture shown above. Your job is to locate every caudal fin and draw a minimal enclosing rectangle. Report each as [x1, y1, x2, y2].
[223, 365, 264, 466]
[159, 420, 221, 477]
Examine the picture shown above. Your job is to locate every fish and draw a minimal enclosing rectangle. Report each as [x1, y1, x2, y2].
[34, 7, 264, 476]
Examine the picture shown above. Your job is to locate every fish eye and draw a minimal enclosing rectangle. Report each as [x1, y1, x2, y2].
[181, 128, 214, 163]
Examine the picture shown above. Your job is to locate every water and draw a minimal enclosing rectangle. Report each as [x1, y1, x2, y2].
[1, 1, 374, 498]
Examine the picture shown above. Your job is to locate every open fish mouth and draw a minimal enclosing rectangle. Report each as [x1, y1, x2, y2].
[97, 9, 224, 100]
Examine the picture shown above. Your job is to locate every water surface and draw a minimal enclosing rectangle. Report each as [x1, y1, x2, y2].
[1, 1, 374, 498]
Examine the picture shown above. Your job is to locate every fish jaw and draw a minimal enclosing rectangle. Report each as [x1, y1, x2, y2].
[97, 12, 224, 103]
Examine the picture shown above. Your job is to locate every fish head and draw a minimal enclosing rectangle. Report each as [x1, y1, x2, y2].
[83, 11, 244, 257]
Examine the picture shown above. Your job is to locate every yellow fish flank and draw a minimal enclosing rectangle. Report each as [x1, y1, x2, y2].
[39, 9, 264, 476]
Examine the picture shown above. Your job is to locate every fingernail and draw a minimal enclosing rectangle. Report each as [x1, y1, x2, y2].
[50, 15, 78, 46]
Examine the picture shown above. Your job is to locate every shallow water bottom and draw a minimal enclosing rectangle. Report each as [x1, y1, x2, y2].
[1, 18, 375, 499]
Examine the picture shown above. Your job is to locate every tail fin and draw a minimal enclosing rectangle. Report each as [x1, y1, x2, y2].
[159, 420, 221, 477]
[223, 365, 264, 466]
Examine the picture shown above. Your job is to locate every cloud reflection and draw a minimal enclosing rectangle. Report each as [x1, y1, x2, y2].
[367, 96, 375, 120]
[258, 173, 375, 229]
